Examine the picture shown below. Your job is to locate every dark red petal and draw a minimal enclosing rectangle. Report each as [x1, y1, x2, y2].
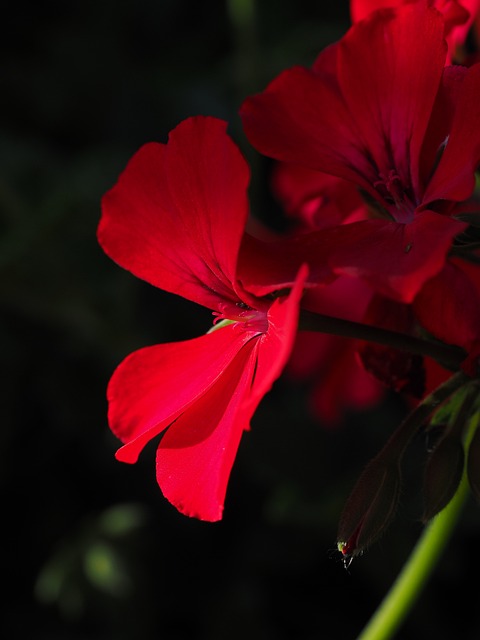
[424, 63, 480, 205]
[98, 116, 250, 309]
[418, 65, 467, 197]
[156, 339, 258, 522]
[350, 0, 472, 62]
[414, 256, 480, 350]
[350, 0, 396, 23]
[337, 4, 446, 200]
[237, 232, 335, 297]
[327, 211, 465, 302]
[241, 62, 371, 187]
[271, 162, 366, 230]
[241, 5, 446, 203]
[108, 325, 253, 464]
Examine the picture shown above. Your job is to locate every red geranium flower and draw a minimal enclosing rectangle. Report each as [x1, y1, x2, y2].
[97, 116, 311, 521]
[241, 3, 480, 303]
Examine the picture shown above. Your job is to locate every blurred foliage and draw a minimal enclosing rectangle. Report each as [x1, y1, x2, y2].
[2, 1, 480, 638]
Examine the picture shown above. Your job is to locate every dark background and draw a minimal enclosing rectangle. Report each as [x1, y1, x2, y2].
[2, 1, 480, 638]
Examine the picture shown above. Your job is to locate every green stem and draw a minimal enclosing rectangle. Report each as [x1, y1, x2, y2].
[299, 309, 466, 371]
[356, 411, 479, 640]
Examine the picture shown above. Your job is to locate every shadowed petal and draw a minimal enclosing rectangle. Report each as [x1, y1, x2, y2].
[423, 64, 480, 205]
[327, 211, 465, 301]
[414, 256, 480, 350]
[241, 5, 446, 204]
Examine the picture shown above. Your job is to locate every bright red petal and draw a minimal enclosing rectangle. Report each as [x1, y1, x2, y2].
[326, 211, 465, 302]
[156, 341, 258, 522]
[155, 266, 308, 522]
[108, 325, 254, 464]
[98, 116, 250, 309]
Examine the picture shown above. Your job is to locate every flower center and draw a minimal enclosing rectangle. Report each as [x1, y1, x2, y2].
[373, 169, 415, 223]
[211, 301, 268, 333]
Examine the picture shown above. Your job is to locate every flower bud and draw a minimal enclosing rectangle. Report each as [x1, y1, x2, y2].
[422, 431, 464, 523]
[336, 456, 402, 566]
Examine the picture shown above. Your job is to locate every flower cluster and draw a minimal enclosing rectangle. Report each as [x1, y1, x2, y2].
[98, 0, 480, 559]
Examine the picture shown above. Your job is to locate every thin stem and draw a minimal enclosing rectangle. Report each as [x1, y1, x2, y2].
[356, 411, 479, 640]
[299, 309, 466, 371]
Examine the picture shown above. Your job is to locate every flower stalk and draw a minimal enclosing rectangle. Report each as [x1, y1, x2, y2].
[299, 309, 466, 371]
[356, 410, 479, 640]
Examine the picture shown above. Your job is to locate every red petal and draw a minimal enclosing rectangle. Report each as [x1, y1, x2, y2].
[241, 61, 374, 190]
[350, 0, 398, 22]
[271, 162, 366, 230]
[423, 63, 480, 205]
[241, 5, 446, 203]
[418, 65, 467, 197]
[98, 116, 250, 309]
[327, 211, 465, 302]
[246, 264, 309, 411]
[109, 325, 253, 464]
[156, 340, 258, 522]
[414, 256, 480, 350]
[350, 0, 472, 62]
[155, 265, 308, 521]
[237, 232, 334, 297]
[337, 4, 446, 200]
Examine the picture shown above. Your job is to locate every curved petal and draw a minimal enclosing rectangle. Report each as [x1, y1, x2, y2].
[156, 340, 258, 522]
[337, 4, 447, 200]
[237, 232, 335, 298]
[414, 256, 480, 349]
[350, 0, 472, 62]
[246, 264, 309, 411]
[423, 63, 480, 205]
[271, 162, 365, 230]
[241, 62, 374, 190]
[98, 116, 250, 309]
[109, 324, 254, 464]
[327, 211, 465, 302]
[154, 266, 308, 521]
[241, 5, 446, 204]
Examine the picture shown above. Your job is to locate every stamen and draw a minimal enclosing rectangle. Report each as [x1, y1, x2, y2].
[373, 169, 415, 223]
[211, 301, 268, 333]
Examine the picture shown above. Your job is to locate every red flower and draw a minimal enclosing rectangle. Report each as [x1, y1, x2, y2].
[240, 4, 480, 302]
[97, 116, 309, 521]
